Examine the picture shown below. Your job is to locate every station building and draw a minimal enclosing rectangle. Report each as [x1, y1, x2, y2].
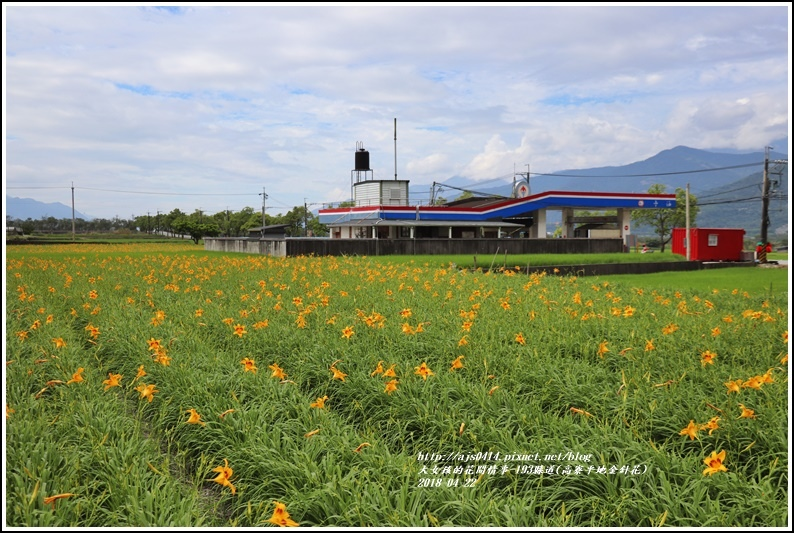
[318, 145, 677, 245]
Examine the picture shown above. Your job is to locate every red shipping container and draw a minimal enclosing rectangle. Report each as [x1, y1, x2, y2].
[671, 228, 746, 261]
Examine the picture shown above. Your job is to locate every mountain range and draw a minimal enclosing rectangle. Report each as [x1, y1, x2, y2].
[6, 196, 94, 222]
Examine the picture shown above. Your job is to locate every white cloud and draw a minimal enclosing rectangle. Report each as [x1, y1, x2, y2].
[4, 4, 789, 219]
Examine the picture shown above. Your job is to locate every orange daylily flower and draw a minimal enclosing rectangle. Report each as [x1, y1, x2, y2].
[341, 326, 354, 339]
[702, 450, 727, 476]
[515, 332, 526, 345]
[310, 396, 329, 409]
[597, 341, 609, 358]
[103, 373, 122, 391]
[268, 501, 299, 527]
[724, 379, 743, 395]
[399, 308, 412, 318]
[52, 338, 67, 349]
[383, 364, 397, 378]
[370, 361, 384, 377]
[269, 363, 287, 380]
[66, 368, 85, 385]
[154, 350, 171, 366]
[330, 366, 347, 381]
[759, 369, 775, 384]
[353, 442, 371, 453]
[233, 324, 247, 338]
[7, 405, 15, 419]
[737, 404, 756, 419]
[147, 338, 162, 351]
[384, 379, 399, 395]
[679, 420, 700, 440]
[700, 350, 717, 367]
[701, 416, 720, 435]
[135, 383, 158, 403]
[186, 408, 206, 426]
[450, 355, 464, 371]
[570, 407, 594, 417]
[414, 362, 434, 380]
[133, 365, 146, 382]
[742, 376, 763, 390]
[211, 458, 236, 495]
[458, 336, 468, 347]
[241, 357, 258, 373]
[43, 493, 75, 507]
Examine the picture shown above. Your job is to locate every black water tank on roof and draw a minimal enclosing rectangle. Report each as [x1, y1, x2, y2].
[355, 148, 370, 171]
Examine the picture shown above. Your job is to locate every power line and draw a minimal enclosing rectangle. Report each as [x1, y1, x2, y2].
[697, 194, 788, 207]
[529, 161, 763, 178]
[6, 185, 256, 196]
[697, 182, 760, 200]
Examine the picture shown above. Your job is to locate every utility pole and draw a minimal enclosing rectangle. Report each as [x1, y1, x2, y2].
[304, 198, 308, 237]
[685, 183, 691, 261]
[260, 187, 268, 238]
[71, 181, 76, 242]
[760, 146, 772, 250]
[147, 212, 150, 234]
[394, 118, 397, 180]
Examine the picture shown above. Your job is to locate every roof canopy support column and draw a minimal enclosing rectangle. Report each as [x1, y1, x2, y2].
[529, 208, 547, 238]
[619, 208, 631, 237]
[562, 208, 575, 238]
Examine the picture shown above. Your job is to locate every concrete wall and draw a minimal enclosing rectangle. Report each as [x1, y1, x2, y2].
[204, 238, 287, 256]
[522, 260, 754, 277]
[204, 237, 624, 257]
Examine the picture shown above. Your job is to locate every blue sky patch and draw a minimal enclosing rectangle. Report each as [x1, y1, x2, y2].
[115, 83, 192, 100]
[151, 6, 185, 15]
[541, 94, 628, 107]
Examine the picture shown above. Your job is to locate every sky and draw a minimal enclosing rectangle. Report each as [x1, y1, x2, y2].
[3, 3, 791, 221]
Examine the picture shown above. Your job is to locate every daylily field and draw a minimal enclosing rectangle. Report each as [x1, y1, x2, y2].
[4, 243, 789, 527]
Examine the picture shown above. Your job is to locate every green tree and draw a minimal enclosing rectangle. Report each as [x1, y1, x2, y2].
[632, 184, 699, 253]
[172, 217, 221, 244]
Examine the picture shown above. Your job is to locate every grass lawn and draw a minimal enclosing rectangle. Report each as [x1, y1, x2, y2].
[368, 250, 686, 269]
[594, 266, 789, 296]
